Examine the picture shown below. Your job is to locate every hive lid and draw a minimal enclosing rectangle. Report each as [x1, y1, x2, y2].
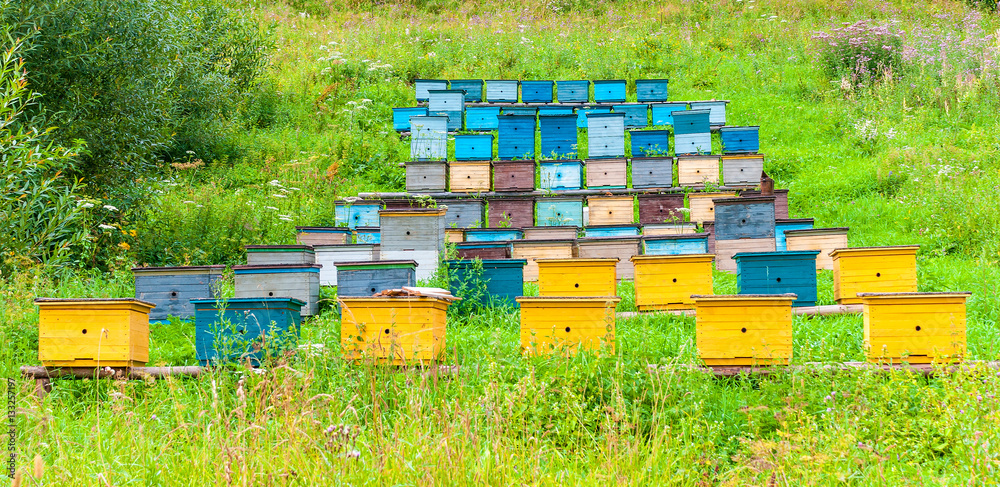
[583, 157, 626, 165]
[190, 297, 305, 306]
[336, 260, 417, 268]
[857, 292, 971, 298]
[450, 160, 491, 165]
[630, 254, 715, 263]
[691, 294, 797, 300]
[512, 239, 577, 245]
[232, 264, 322, 271]
[719, 125, 761, 131]
[775, 218, 815, 225]
[334, 199, 382, 206]
[312, 243, 378, 250]
[536, 257, 620, 263]
[631, 156, 675, 162]
[585, 224, 641, 229]
[523, 226, 580, 231]
[642, 234, 708, 241]
[378, 208, 447, 216]
[586, 112, 626, 120]
[829, 245, 920, 257]
[783, 227, 849, 236]
[295, 226, 352, 233]
[594, 79, 626, 83]
[245, 245, 314, 252]
[713, 196, 776, 204]
[675, 108, 712, 116]
[34, 297, 157, 308]
[637, 78, 670, 83]
[538, 159, 583, 165]
[576, 236, 642, 243]
[456, 241, 512, 248]
[740, 189, 789, 195]
[515, 296, 622, 303]
[732, 250, 821, 260]
[466, 228, 524, 233]
[446, 259, 527, 266]
[132, 265, 225, 273]
[354, 226, 381, 232]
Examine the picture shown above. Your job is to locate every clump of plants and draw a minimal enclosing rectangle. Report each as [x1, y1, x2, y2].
[812, 20, 905, 88]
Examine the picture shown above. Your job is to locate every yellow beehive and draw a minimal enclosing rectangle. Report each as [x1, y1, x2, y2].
[517, 297, 620, 356]
[511, 239, 576, 282]
[831, 246, 918, 304]
[693, 294, 796, 366]
[860, 292, 970, 364]
[586, 196, 634, 226]
[687, 192, 736, 223]
[448, 161, 491, 193]
[537, 258, 618, 297]
[631, 254, 714, 310]
[677, 155, 720, 187]
[784, 227, 849, 270]
[339, 296, 453, 365]
[445, 228, 465, 244]
[36, 298, 154, 367]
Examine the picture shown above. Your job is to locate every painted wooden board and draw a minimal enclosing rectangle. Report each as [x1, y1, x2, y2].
[587, 113, 626, 159]
[720, 126, 760, 154]
[454, 242, 512, 260]
[503, 107, 538, 117]
[233, 264, 322, 316]
[445, 228, 465, 244]
[427, 89, 465, 131]
[380, 249, 441, 281]
[378, 208, 447, 253]
[538, 106, 575, 116]
[734, 251, 820, 307]
[465, 106, 502, 131]
[410, 116, 449, 161]
[521, 80, 555, 103]
[650, 103, 688, 126]
[612, 104, 649, 128]
[487, 196, 535, 228]
[642, 222, 698, 235]
[713, 197, 777, 241]
[492, 161, 537, 192]
[518, 296, 620, 356]
[442, 199, 486, 228]
[449, 162, 491, 193]
[576, 237, 641, 279]
[393, 107, 428, 132]
[587, 196, 634, 226]
[774, 218, 815, 251]
[539, 114, 578, 159]
[631, 157, 674, 188]
[642, 234, 710, 255]
[721, 154, 765, 187]
[486, 80, 519, 102]
[585, 158, 627, 188]
[860, 292, 970, 363]
[536, 197, 584, 226]
[637, 194, 685, 225]
[674, 133, 713, 155]
[831, 246, 919, 305]
[673, 109, 711, 135]
[450, 79, 483, 103]
[465, 228, 525, 242]
[511, 239, 576, 281]
[557, 80, 590, 103]
[340, 297, 452, 364]
[538, 258, 618, 296]
[522, 226, 579, 240]
[687, 192, 736, 223]
[539, 160, 583, 190]
[785, 227, 849, 270]
[454, 134, 494, 161]
[594, 80, 627, 103]
[191, 297, 303, 366]
[584, 224, 640, 237]
[689, 101, 728, 126]
[631, 254, 713, 310]
[36, 298, 153, 367]
[295, 227, 352, 246]
[337, 261, 417, 297]
[355, 227, 381, 244]
[405, 161, 448, 192]
[636, 79, 669, 102]
[133, 266, 224, 322]
[714, 238, 777, 272]
[576, 107, 611, 128]
[677, 155, 721, 187]
[245, 245, 316, 266]
[335, 201, 382, 228]
[693, 294, 795, 366]
[314, 244, 379, 286]
[414, 79, 447, 102]
[497, 114, 536, 160]
[446, 259, 526, 308]
[630, 130, 671, 158]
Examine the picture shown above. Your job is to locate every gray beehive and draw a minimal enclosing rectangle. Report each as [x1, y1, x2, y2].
[442, 199, 486, 229]
[410, 115, 449, 161]
[313, 244, 380, 286]
[233, 264, 322, 316]
[245, 245, 316, 265]
[133, 265, 225, 323]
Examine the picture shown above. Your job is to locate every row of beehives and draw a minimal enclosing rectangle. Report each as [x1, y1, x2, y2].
[412, 79, 676, 105]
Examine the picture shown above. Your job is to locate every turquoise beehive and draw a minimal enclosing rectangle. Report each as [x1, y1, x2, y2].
[733, 251, 821, 307]
[775, 218, 815, 251]
[192, 297, 304, 366]
[642, 234, 709, 255]
[536, 197, 584, 226]
[446, 259, 527, 308]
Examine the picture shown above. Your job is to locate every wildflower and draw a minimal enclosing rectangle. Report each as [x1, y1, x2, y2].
[326, 425, 336, 434]
[265, 206, 279, 211]
[183, 200, 195, 204]
[151, 414, 158, 421]
[98, 224, 116, 231]
[118, 242, 130, 251]
[79, 202, 94, 208]
[269, 180, 283, 187]
[185, 150, 195, 155]
[272, 194, 287, 198]
[346, 450, 361, 459]
[280, 217, 292, 222]
[103, 205, 119, 211]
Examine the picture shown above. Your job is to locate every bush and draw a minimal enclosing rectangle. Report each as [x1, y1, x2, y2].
[812, 20, 904, 88]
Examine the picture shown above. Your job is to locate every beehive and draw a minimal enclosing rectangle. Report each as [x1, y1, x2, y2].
[593, 80, 627, 103]
[630, 130, 671, 158]
[442, 199, 485, 228]
[784, 227, 849, 270]
[335, 200, 382, 228]
[650, 102, 688, 126]
[445, 228, 465, 244]
[427, 89, 464, 131]
[721, 155, 765, 187]
[446, 259, 526, 307]
[336, 260, 417, 297]
[191, 297, 303, 366]
[587, 113, 626, 159]
[536, 197, 584, 226]
[518, 297, 620, 356]
[860, 292, 971, 364]
[740, 189, 790, 219]
[465, 228, 524, 242]
[538, 106, 575, 116]
[539, 160, 583, 190]
[340, 296, 453, 365]
[576, 107, 611, 128]
[132, 266, 223, 323]
[492, 161, 536, 192]
[450, 79, 484, 103]
[673, 110, 712, 155]
[410, 115, 449, 160]
[719, 126, 760, 153]
[503, 106, 538, 117]
[539, 114, 578, 159]
[584, 158, 627, 188]
[414, 79, 447, 102]
[586, 196, 634, 225]
[831, 246, 919, 305]
[295, 226, 352, 246]
[557, 80, 590, 103]
[392, 107, 428, 132]
[522, 226, 579, 240]
[576, 237, 641, 279]
[636, 79, 669, 102]
[511, 239, 576, 281]
[677, 155, 721, 187]
[637, 193, 685, 225]
[36, 298, 154, 367]
[487, 196, 535, 228]
[631, 157, 675, 188]
[379, 208, 447, 281]
[688, 101, 728, 126]
[381, 197, 420, 210]
[538, 258, 618, 297]
[497, 114, 536, 160]
[405, 161, 448, 192]
[584, 224, 640, 237]
[455, 241, 512, 260]
[775, 218, 815, 251]
[245, 245, 316, 265]
[454, 134, 493, 161]
[714, 238, 777, 272]
[713, 197, 776, 241]
[734, 251, 820, 307]
[233, 264, 322, 316]
[355, 227, 381, 244]
[448, 162, 491, 193]
[612, 104, 649, 128]
[693, 294, 795, 366]
[631, 254, 713, 310]
[486, 79, 519, 102]
[521, 80, 554, 103]
[642, 222, 698, 235]
[314, 244, 379, 286]
[642, 234, 710, 255]
[687, 192, 737, 223]
[465, 106, 502, 131]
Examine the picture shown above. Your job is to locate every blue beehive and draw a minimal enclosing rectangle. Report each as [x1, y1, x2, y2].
[192, 297, 304, 366]
[454, 134, 494, 161]
[355, 227, 381, 244]
[410, 115, 449, 160]
[630, 130, 671, 157]
[538, 106, 575, 116]
[521, 81, 554, 103]
[584, 224, 641, 237]
[538, 160, 583, 190]
[536, 197, 584, 226]
[133, 265, 225, 323]
[636, 79, 669, 102]
[631, 157, 674, 188]
[733, 251, 821, 307]
[775, 218, 815, 251]
[539, 114, 578, 159]
[689, 101, 728, 126]
[335, 200, 382, 228]
[415, 79, 448, 102]
[486, 80, 519, 102]
[446, 259, 526, 308]
[428, 89, 465, 131]
[465, 228, 524, 242]
[594, 80, 627, 103]
[612, 104, 649, 128]
[642, 234, 710, 255]
[497, 114, 536, 160]
[392, 107, 428, 132]
[450, 79, 484, 103]
[713, 197, 776, 241]
[672, 109, 712, 155]
[443, 199, 486, 228]
[503, 107, 538, 117]
[557, 80, 590, 103]
[466, 106, 501, 131]
[576, 107, 610, 128]
[587, 113, 625, 159]
[651, 102, 688, 126]
[336, 260, 417, 297]
[720, 126, 760, 154]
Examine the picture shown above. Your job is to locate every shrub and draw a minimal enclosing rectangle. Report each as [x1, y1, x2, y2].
[812, 20, 905, 88]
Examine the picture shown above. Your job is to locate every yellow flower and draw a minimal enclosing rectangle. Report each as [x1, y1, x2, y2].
[118, 242, 131, 251]
[130, 229, 137, 237]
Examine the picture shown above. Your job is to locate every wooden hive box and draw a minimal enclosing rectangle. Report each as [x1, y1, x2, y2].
[340, 296, 453, 365]
[492, 160, 537, 192]
[427, 89, 465, 131]
[133, 266, 224, 324]
[295, 226, 352, 246]
[314, 244, 380, 286]
[446, 259, 526, 308]
[632, 157, 675, 188]
[557, 80, 590, 103]
[642, 234, 710, 255]
[539, 160, 583, 190]
[245, 245, 316, 266]
[465, 228, 524, 242]
[536, 196, 584, 226]
[643, 222, 697, 235]
[450, 79, 483, 103]
[511, 239, 577, 281]
[734, 251, 820, 307]
[486, 79, 519, 103]
[335, 200, 382, 228]
[521, 80, 554, 103]
[586, 195, 634, 225]
[233, 264, 322, 316]
[465, 106, 502, 131]
[503, 106, 538, 117]
[687, 192, 736, 223]
[584, 224, 640, 237]
[713, 197, 776, 241]
[576, 106, 611, 128]
[630, 130, 671, 158]
[538, 106, 575, 116]
[522, 226, 579, 240]
[593, 79, 627, 103]
[487, 196, 535, 228]
[381, 197, 421, 210]
[414, 79, 447, 102]
[650, 102, 689, 126]
[585, 158, 627, 189]
[355, 226, 381, 244]
[497, 114, 536, 160]
[631, 254, 713, 310]
[445, 228, 465, 244]
[454, 134, 494, 161]
[191, 297, 303, 366]
[518, 297, 620, 356]
[405, 161, 448, 192]
[576, 237, 641, 279]
[612, 104, 649, 128]
[36, 298, 154, 367]
[587, 113, 626, 159]
[673, 109, 713, 155]
[393, 107, 428, 132]
[715, 238, 777, 272]
[449, 162, 492, 193]
[336, 260, 417, 297]
[455, 241, 512, 260]
[740, 189, 790, 219]
[831, 246, 919, 305]
[694, 294, 795, 366]
[784, 227, 849, 270]
[637, 193, 685, 225]
[636, 79, 669, 102]
[689, 101, 728, 126]
[442, 199, 486, 228]
[721, 154, 765, 187]
[539, 114, 579, 159]
[704, 221, 716, 254]
[860, 292, 971, 364]
[720, 126, 760, 154]
[775, 218, 814, 251]
[410, 115, 449, 161]
[378, 208, 446, 280]
[538, 258, 618, 297]
[677, 155, 721, 187]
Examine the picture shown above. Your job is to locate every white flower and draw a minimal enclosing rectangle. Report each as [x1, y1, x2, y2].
[268, 180, 283, 187]
[183, 200, 195, 204]
[185, 150, 195, 155]
[279, 217, 292, 222]
[272, 194, 287, 198]
[361, 98, 372, 103]
[98, 224, 116, 231]
[79, 202, 94, 209]
[265, 206, 279, 210]
[103, 205, 119, 211]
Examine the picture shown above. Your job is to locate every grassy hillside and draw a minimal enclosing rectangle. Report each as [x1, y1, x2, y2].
[3, 0, 1000, 484]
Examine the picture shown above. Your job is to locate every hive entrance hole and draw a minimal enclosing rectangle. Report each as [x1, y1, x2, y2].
[384, 329, 391, 335]
[672, 278, 677, 283]
[916, 325, 922, 331]
[776, 278, 781, 283]
[741, 327, 747, 333]
[268, 292, 274, 297]
[82, 329, 87, 335]
[876, 272, 881, 277]
[565, 326, 571, 333]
